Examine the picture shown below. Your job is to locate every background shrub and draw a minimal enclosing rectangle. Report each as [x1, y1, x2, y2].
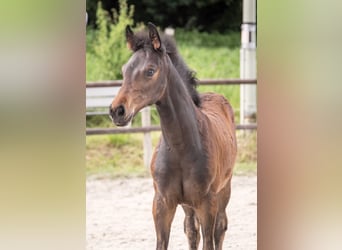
[90, 0, 135, 80]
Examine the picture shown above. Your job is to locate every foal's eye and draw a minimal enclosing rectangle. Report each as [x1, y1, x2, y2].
[146, 68, 155, 77]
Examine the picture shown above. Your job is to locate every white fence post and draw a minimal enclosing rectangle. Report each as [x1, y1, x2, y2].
[141, 107, 152, 168]
[240, 0, 257, 125]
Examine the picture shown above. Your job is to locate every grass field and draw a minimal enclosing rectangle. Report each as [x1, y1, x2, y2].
[86, 29, 256, 177]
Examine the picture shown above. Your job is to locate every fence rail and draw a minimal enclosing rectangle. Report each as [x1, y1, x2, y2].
[86, 78, 257, 88]
[86, 124, 257, 135]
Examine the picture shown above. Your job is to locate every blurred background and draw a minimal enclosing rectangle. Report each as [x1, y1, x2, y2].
[1, 0, 341, 249]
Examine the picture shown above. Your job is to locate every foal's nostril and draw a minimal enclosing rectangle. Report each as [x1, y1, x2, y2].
[115, 105, 125, 117]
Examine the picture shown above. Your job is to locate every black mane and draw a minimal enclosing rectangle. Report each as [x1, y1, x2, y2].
[130, 31, 201, 107]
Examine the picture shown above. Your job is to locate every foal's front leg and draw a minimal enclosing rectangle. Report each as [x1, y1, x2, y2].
[182, 205, 201, 250]
[195, 195, 218, 250]
[152, 192, 177, 250]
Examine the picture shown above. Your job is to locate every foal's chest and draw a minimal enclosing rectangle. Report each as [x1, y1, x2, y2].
[153, 150, 210, 206]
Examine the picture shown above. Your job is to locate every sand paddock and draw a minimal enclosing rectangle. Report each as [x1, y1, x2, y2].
[87, 175, 256, 250]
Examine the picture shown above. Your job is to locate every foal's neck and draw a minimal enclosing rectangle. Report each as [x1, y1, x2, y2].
[156, 66, 203, 153]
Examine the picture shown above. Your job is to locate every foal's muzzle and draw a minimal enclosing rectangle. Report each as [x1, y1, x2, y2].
[109, 104, 132, 126]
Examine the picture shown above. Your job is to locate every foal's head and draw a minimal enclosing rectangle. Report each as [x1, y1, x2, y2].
[110, 23, 170, 126]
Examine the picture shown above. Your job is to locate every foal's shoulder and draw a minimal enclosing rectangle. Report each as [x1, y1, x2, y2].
[199, 92, 235, 123]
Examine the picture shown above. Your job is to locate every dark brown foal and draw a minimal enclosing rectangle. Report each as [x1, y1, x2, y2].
[110, 23, 237, 250]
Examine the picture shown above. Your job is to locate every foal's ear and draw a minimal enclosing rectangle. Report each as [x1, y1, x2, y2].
[126, 25, 135, 51]
[148, 22, 161, 51]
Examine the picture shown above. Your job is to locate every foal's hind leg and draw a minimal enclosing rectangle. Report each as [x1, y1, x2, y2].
[152, 192, 177, 250]
[182, 205, 200, 250]
[214, 181, 231, 250]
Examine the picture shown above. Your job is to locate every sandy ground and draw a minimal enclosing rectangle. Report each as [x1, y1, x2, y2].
[87, 175, 256, 250]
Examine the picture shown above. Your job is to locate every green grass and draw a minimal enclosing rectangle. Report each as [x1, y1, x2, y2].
[86, 28, 240, 77]
[234, 162, 257, 176]
[86, 130, 256, 178]
[86, 134, 148, 178]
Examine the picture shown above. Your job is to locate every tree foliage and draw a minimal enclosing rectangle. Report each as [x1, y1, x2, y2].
[91, 0, 135, 80]
[87, 0, 242, 32]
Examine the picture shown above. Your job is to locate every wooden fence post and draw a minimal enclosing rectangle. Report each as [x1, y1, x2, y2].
[141, 107, 152, 168]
